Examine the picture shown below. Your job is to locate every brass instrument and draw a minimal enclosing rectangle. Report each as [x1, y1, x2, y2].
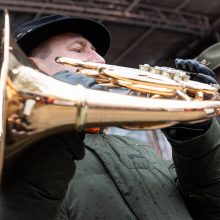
[1, 11, 220, 180]
[56, 57, 220, 101]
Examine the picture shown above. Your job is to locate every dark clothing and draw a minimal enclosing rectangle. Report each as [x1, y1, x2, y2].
[58, 118, 220, 220]
[0, 132, 85, 220]
[53, 71, 106, 91]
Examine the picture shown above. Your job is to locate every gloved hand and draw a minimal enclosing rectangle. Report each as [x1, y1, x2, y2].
[175, 58, 219, 85]
[53, 70, 107, 90]
[163, 58, 219, 141]
[0, 131, 85, 220]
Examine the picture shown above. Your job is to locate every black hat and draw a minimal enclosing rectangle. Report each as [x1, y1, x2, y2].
[14, 15, 110, 56]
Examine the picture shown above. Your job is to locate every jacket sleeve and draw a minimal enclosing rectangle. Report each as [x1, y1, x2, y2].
[166, 118, 220, 220]
[0, 131, 85, 220]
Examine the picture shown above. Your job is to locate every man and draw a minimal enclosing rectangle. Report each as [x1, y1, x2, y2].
[13, 15, 220, 220]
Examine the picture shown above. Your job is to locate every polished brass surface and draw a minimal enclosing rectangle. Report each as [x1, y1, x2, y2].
[56, 57, 220, 101]
[0, 10, 10, 182]
[2, 12, 220, 180]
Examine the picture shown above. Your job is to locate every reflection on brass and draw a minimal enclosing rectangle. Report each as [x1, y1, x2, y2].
[1, 11, 220, 180]
[56, 57, 220, 101]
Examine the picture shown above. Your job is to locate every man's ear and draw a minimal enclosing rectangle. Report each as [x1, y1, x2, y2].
[28, 56, 47, 74]
[29, 56, 40, 67]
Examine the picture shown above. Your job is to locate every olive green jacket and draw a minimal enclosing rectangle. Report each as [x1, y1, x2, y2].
[58, 118, 220, 220]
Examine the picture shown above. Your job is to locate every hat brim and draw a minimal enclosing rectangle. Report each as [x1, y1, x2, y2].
[16, 17, 110, 57]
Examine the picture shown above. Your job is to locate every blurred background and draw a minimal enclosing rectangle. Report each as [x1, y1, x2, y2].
[1, 0, 220, 68]
[1, 0, 220, 159]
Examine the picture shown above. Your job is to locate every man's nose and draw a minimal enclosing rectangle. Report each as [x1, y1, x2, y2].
[87, 50, 105, 64]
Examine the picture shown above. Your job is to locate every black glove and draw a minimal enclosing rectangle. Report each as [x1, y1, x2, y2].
[163, 58, 218, 140]
[0, 131, 85, 220]
[175, 58, 219, 85]
[53, 70, 107, 90]
[163, 120, 212, 141]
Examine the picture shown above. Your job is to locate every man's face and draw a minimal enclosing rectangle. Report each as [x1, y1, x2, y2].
[30, 32, 105, 75]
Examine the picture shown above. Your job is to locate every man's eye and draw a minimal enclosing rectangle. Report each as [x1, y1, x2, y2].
[71, 48, 82, 53]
